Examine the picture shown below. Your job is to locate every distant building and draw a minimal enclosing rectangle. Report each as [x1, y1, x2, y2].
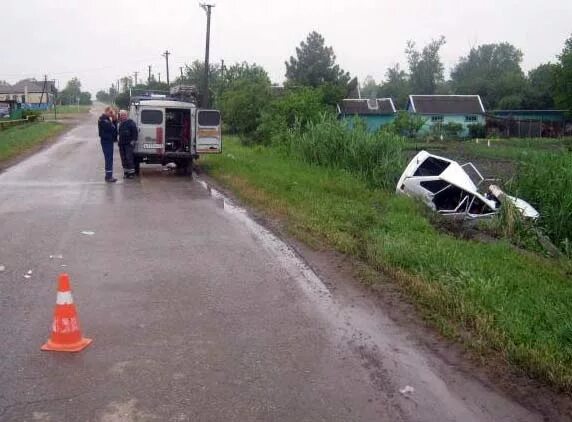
[487, 110, 568, 138]
[0, 79, 56, 110]
[407, 95, 486, 137]
[337, 98, 397, 131]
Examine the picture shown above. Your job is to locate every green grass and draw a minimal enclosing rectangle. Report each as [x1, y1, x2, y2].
[0, 122, 66, 162]
[42, 105, 91, 115]
[513, 153, 572, 253]
[280, 116, 405, 190]
[202, 137, 572, 391]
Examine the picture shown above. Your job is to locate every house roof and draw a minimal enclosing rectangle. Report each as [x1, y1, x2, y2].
[339, 98, 396, 115]
[0, 79, 57, 94]
[408, 95, 485, 114]
[0, 82, 14, 94]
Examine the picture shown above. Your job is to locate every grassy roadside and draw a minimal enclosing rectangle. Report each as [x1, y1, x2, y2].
[202, 137, 572, 391]
[0, 122, 66, 163]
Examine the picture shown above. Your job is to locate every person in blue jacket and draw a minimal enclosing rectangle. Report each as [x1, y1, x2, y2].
[97, 106, 117, 182]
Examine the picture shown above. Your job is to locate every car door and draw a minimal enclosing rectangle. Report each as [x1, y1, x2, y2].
[136, 108, 165, 155]
[196, 109, 221, 154]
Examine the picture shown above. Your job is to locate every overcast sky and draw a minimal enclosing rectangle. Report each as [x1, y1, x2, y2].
[1, 0, 571, 94]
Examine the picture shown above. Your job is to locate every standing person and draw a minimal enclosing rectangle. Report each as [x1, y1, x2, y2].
[118, 110, 138, 178]
[97, 106, 117, 183]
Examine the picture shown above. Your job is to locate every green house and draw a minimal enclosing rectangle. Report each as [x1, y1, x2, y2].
[407, 95, 486, 138]
[338, 98, 397, 131]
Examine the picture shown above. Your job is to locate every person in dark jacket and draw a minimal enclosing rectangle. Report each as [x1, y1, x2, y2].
[118, 110, 138, 178]
[98, 106, 117, 182]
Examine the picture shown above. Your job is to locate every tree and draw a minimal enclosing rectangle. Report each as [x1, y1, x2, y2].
[219, 63, 272, 137]
[79, 92, 92, 106]
[59, 77, 82, 105]
[96, 90, 111, 103]
[120, 76, 133, 93]
[523, 63, 556, 109]
[451, 43, 526, 109]
[360, 76, 378, 99]
[258, 87, 329, 142]
[378, 64, 411, 108]
[554, 34, 572, 112]
[406, 36, 446, 95]
[285, 31, 350, 88]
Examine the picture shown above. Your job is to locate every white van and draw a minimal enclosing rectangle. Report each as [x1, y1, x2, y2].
[129, 95, 221, 175]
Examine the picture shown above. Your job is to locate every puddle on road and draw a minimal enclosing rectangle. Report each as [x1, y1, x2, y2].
[195, 176, 540, 422]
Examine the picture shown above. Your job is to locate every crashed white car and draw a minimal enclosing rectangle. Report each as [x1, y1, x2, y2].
[396, 151, 539, 220]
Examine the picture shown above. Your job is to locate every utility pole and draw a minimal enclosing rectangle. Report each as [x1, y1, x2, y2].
[148, 65, 152, 84]
[158, 73, 161, 83]
[162, 50, 171, 87]
[180, 67, 184, 80]
[134, 71, 139, 86]
[200, 3, 215, 107]
[53, 80, 57, 121]
[39, 74, 47, 108]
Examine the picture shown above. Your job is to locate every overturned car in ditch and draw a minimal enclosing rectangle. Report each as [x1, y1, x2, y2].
[396, 151, 539, 220]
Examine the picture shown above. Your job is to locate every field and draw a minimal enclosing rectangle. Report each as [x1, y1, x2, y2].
[407, 137, 572, 180]
[201, 136, 572, 391]
[0, 122, 66, 163]
[42, 105, 91, 120]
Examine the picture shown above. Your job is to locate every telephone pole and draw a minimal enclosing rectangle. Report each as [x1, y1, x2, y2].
[158, 73, 161, 83]
[180, 67, 184, 80]
[134, 71, 138, 86]
[200, 3, 215, 107]
[148, 65, 152, 84]
[162, 50, 171, 87]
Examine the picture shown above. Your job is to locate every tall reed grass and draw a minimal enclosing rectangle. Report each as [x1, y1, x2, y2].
[279, 115, 405, 190]
[513, 152, 572, 254]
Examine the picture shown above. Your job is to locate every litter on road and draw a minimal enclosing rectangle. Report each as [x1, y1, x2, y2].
[81, 231, 95, 236]
[400, 385, 415, 395]
[396, 151, 539, 220]
[49, 255, 64, 259]
[0, 265, 5, 272]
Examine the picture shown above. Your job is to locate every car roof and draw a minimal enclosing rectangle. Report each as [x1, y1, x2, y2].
[135, 99, 196, 108]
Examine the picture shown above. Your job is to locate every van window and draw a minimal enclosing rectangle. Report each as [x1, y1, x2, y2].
[141, 110, 163, 125]
[198, 110, 220, 126]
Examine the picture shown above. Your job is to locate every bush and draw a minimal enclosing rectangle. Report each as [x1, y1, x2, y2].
[281, 115, 405, 190]
[219, 78, 271, 137]
[389, 111, 426, 138]
[258, 87, 330, 143]
[429, 122, 464, 140]
[22, 109, 42, 122]
[468, 123, 486, 138]
[513, 153, 572, 254]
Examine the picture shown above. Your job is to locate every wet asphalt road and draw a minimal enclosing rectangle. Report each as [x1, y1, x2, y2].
[0, 111, 544, 421]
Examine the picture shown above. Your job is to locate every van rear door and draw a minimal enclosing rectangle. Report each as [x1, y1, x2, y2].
[196, 109, 221, 154]
[137, 108, 165, 155]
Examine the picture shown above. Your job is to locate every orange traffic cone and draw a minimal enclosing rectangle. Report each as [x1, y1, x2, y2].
[41, 273, 92, 352]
